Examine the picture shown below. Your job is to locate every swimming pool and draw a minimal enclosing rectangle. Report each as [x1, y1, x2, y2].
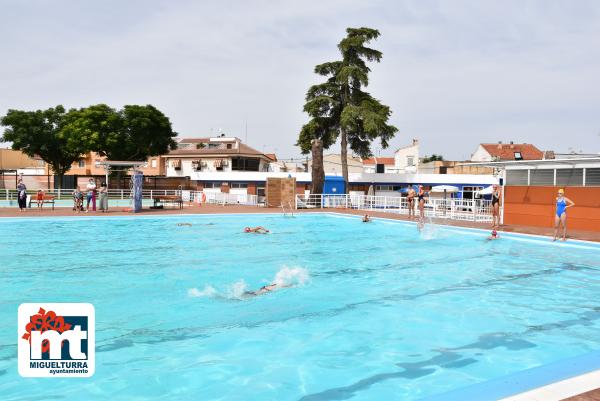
[0, 213, 599, 400]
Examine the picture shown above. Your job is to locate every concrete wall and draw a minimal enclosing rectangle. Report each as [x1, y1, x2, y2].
[504, 186, 600, 232]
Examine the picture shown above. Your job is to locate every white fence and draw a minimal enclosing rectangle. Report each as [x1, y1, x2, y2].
[2, 189, 259, 207]
[296, 194, 494, 223]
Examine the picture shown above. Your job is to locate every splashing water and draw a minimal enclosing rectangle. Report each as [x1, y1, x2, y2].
[188, 267, 310, 300]
[227, 280, 250, 299]
[419, 217, 441, 240]
[187, 285, 217, 298]
[273, 266, 310, 287]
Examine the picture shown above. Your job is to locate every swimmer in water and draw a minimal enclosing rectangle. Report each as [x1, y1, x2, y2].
[243, 283, 290, 297]
[244, 226, 269, 234]
[487, 230, 499, 240]
[177, 222, 192, 227]
[362, 214, 371, 223]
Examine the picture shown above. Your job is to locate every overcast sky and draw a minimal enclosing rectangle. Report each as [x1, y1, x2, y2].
[1, 0, 599, 160]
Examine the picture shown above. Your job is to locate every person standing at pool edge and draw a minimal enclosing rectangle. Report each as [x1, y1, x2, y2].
[417, 185, 427, 221]
[407, 186, 416, 219]
[553, 189, 574, 241]
[98, 182, 108, 212]
[491, 184, 501, 229]
[86, 178, 96, 213]
[16, 178, 27, 212]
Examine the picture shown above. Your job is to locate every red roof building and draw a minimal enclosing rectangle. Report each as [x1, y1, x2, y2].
[471, 142, 545, 162]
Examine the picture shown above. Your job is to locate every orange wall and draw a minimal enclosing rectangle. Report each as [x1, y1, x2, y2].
[504, 186, 600, 232]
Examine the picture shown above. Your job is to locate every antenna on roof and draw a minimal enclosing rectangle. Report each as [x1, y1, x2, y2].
[245, 120, 248, 143]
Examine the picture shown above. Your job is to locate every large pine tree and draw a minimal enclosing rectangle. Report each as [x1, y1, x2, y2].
[298, 27, 398, 193]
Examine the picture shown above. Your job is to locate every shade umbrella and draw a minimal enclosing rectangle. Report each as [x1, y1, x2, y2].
[430, 185, 459, 193]
[430, 185, 459, 216]
[431, 185, 459, 207]
[476, 186, 494, 196]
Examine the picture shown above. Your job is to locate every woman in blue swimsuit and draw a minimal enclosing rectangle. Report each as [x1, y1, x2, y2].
[553, 189, 575, 241]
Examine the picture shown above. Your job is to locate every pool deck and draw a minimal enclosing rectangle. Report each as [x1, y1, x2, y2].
[1, 204, 599, 400]
[1, 204, 599, 242]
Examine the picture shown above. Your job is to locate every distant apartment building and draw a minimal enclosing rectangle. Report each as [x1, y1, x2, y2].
[362, 157, 398, 173]
[164, 136, 279, 194]
[471, 142, 544, 162]
[60, 152, 165, 177]
[165, 136, 275, 175]
[419, 160, 493, 175]
[0, 148, 45, 170]
[394, 139, 420, 173]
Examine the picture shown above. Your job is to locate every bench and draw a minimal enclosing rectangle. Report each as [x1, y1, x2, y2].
[152, 195, 183, 209]
[28, 195, 56, 210]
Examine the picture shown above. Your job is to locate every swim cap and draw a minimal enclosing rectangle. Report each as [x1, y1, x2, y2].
[244, 227, 251, 232]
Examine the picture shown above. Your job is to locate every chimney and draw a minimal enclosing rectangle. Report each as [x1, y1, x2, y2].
[497, 141, 502, 150]
[510, 140, 514, 149]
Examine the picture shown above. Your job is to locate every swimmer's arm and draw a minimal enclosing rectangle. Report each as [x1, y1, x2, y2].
[565, 197, 575, 207]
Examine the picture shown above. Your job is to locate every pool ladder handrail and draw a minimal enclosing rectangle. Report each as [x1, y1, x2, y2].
[280, 201, 295, 217]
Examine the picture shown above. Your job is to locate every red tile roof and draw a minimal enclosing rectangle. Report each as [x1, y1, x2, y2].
[362, 157, 395, 165]
[481, 143, 543, 160]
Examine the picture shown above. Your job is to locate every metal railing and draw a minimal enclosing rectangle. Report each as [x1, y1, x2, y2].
[296, 194, 494, 222]
[2, 189, 259, 207]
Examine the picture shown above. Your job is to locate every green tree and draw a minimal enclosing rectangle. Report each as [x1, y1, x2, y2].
[1, 105, 88, 188]
[106, 105, 177, 161]
[297, 63, 341, 194]
[422, 154, 444, 163]
[67, 104, 178, 161]
[297, 27, 397, 193]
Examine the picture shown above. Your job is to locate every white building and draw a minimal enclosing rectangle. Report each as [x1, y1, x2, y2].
[394, 139, 420, 173]
[164, 137, 276, 177]
[362, 157, 399, 173]
[471, 142, 544, 162]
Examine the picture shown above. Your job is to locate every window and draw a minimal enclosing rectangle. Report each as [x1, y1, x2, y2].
[376, 164, 385, 173]
[230, 182, 248, 189]
[226, 143, 233, 149]
[178, 143, 191, 149]
[530, 169, 554, 186]
[375, 185, 402, 191]
[208, 143, 220, 149]
[231, 157, 260, 171]
[151, 159, 157, 168]
[556, 168, 583, 186]
[514, 152, 523, 160]
[407, 156, 414, 166]
[78, 160, 85, 168]
[506, 170, 528, 185]
[202, 182, 220, 189]
[192, 160, 203, 171]
[585, 168, 600, 186]
[462, 186, 483, 199]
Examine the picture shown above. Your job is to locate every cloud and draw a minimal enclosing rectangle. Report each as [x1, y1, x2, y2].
[1, 0, 599, 159]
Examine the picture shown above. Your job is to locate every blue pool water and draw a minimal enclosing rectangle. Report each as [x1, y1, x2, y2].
[0, 213, 599, 401]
